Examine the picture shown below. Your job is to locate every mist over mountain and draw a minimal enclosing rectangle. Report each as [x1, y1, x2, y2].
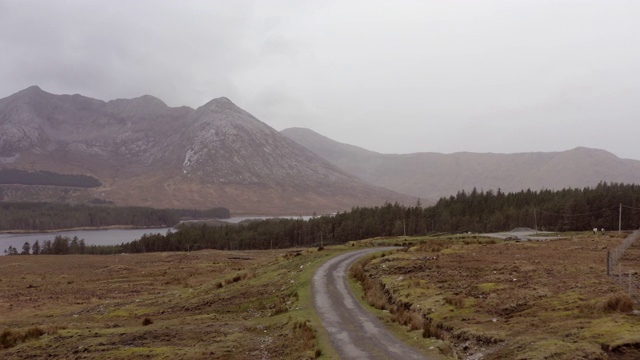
[0, 86, 414, 214]
[282, 127, 640, 202]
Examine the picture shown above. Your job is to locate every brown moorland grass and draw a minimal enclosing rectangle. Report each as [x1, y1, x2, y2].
[0, 248, 341, 359]
[350, 233, 640, 359]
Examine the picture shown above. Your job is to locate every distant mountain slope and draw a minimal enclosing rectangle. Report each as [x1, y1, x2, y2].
[0, 87, 414, 214]
[281, 127, 640, 201]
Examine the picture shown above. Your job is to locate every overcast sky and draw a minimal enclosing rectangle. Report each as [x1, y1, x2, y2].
[1, 1, 639, 159]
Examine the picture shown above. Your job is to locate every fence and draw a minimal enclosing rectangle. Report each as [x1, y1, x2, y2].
[607, 230, 640, 302]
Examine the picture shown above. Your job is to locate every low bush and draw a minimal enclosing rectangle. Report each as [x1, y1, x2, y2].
[224, 273, 244, 285]
[0, 326, 50, 350]
[271, 295, 288, 316]
[392, 306, 424, 331]
[422, 319, 445, 340]
[417, 239, 451, 253]
[292, 320, 316, 351]
[444, 295, 466, 309]
[602, 294, 634, 313]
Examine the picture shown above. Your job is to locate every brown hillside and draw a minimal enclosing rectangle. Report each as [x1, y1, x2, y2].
[0, 87, 414, 214]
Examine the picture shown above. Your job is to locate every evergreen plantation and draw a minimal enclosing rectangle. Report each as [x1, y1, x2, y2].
[118, 182, 640, 253]
[0, 202, 230, 231]
[0, 169, 102, 188]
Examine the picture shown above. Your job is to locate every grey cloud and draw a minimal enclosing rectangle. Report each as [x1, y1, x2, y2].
[1, 0, 640, 159]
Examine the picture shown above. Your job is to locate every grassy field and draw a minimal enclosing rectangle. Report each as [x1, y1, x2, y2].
[0, 247, 345, 359]
[348, 233, 640, 359]
[4, 233, 640, 359]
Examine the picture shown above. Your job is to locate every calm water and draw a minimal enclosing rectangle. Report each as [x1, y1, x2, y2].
[0, 215, 317, 254]
[223, 215, 314, 223]
[0, 227, 174, 254]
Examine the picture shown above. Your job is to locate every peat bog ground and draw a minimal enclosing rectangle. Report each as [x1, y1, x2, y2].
[0, 248, 341, 359]
[3, 233, 640, 359]
[349, 233, 640, 359]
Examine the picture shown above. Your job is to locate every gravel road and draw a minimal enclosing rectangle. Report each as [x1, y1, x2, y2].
[312, 248, 428, 359]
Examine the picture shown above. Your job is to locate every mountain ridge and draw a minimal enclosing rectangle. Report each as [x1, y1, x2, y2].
[0, 87, 414, 214]
[281, 127, 640, 202]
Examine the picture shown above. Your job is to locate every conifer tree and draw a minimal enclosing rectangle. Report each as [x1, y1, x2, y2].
[32, 240, 40, 255]
[21, 241, 31, 255]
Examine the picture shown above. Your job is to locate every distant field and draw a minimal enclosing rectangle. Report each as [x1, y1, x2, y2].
[0, 248, 343, 359]
[349, 233, 640, 359]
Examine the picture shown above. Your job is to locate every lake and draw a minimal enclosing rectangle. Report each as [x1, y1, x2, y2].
[0, 227, 174, 254]
[0, 215, 317, 254]
[222, 215, 314, 223]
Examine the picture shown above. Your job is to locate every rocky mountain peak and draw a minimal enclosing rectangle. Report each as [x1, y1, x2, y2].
[182, 96, 300, 183]
[211, 96, 233, 104]
[567, 146, 618, 159]
[21, 85, 44, 94]
[0, 87, 412, 214]
[199, 96, 239, 113]
[131, 94, 167, 107]
[192, 96, 268, 134]
[4, 85, 49, 105]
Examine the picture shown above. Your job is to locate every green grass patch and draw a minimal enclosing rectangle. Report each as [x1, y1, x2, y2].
[477, 282, 505, 293]
[584, 317, 640, 349]
[347, 250, 451, 359]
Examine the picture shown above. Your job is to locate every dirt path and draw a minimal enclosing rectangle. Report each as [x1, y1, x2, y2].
[312, 248, 428, 359]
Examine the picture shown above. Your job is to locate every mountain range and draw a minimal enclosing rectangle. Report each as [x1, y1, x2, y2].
[2, 86, 639, 215]
[0, 86, 413, 214]
[281, 127, 640, 202]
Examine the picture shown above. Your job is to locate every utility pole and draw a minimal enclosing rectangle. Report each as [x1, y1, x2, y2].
[403, 219, 406, 237]
[619, 203, 622, 234]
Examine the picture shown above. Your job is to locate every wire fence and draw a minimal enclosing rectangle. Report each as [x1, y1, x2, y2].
[607, 230, 640, 302]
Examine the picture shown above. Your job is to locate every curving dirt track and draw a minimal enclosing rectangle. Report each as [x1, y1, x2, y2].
[312, 248, 428, 359]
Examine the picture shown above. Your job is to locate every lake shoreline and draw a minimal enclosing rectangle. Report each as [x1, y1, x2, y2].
[0, 225, 173, 235]
[0, 215, 316, 236]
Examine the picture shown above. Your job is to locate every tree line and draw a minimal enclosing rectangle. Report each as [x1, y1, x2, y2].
[429, 182, 640, 233]
[4, 235, 122, 256]
[0, 202, 230, 231]
[111, 182, 640, 254]
[0, 169, 102, 187]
